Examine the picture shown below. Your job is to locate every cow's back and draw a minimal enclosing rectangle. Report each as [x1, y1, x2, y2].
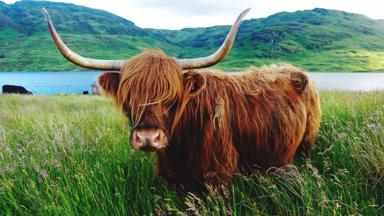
[228, 65, 320, 169]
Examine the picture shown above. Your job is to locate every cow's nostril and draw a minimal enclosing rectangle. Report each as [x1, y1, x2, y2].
[154, 133, 161, 143]
[135, 133, 142, 143]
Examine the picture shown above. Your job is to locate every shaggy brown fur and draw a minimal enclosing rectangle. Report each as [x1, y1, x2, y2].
[98, 50, 321, 190]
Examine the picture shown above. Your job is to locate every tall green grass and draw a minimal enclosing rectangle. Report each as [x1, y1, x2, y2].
[0, 92, 383, 215]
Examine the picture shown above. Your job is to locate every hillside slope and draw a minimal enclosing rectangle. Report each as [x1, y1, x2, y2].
[0, 0, 177, 71]
[1, 1, 384, 71]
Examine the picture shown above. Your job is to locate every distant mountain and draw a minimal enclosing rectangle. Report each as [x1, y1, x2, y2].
[0, 0, 143, 35]
[1, 0, 384, 71]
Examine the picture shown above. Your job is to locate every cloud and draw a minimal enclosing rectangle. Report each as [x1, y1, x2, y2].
[2, 0, 384, 29]
[135, 0, 251, 16]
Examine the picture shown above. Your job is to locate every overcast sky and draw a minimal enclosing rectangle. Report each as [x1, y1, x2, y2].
[2, 0, 384, 29]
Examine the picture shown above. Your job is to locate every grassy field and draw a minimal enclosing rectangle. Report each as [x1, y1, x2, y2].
[0, 92, 383, 215]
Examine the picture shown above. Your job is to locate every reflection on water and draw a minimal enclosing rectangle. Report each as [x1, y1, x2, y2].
[0, 71, 383, 95]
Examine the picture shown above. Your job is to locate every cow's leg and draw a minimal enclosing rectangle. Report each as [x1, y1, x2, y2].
[202, 147, 238, 187]
[201, 123, 238, 187]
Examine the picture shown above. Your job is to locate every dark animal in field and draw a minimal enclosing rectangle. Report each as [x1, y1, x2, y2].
[44, 8, 321, 190]
[2, 85, 32, 95]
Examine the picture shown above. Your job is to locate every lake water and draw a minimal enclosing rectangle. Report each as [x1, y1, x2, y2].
[0, 71, 102, 95]
[0, 71, 383, 95]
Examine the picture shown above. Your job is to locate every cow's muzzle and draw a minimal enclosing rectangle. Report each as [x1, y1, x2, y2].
[131, 128, 168, 152]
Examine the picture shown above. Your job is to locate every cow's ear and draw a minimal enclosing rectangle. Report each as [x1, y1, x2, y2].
[183, 71, 206, 97]
[98, 72, 120, 97]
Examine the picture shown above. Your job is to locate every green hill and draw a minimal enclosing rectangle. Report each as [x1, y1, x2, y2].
[1, 0, 384, 71]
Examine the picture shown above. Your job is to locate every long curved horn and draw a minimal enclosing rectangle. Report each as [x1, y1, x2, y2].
[43, 8, 125, 71]
[178, 8, 250, 70]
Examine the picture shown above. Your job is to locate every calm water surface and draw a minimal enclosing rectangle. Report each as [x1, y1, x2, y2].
[307, 72, 384, 91]
[0, 71, 383, 95]
[0, 71, 102, 95]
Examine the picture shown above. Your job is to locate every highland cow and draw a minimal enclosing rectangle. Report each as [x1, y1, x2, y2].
[44, 8, 321, 190]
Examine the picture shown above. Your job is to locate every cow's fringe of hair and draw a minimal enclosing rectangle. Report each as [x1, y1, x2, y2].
[116, 50, 183, 127]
